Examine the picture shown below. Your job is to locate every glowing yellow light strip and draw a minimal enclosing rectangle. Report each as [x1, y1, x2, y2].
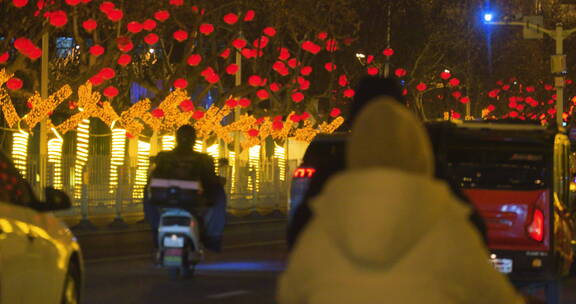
[206, 143, 220, 173]
[274, 144, 286, 182]
[47, 137, 63, 190]
[193, 140, 204, 152]
[74, 119, 90, 200]
[12, 130, 29, 178]
[229, 151, 237, 194]
[248, 145, 261, 192]
[161, 135, 175, 151]
[109, 128, 126, 194]
[133, 140, 151, 200]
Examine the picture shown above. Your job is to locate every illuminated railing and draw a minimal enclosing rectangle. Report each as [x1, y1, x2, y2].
[274, 144, 286, 182]
[47, 130, 63, 189]
[193, 140, 204, 152]
[161, 135, 175, 151]
[248, 145, 261, 192]
[74, 119, 90, 199]
[109, 128, 126, 193]
[206, 143, 220, 173]
[133, 140, 151, 200]
[229, 151, 237, 193]
[12, 130, 29, 178]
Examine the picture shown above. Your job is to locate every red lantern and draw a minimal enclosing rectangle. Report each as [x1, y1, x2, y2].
[257, 89, 269, 100]
[144, 33, 159, 45]
[187, 54, 202, 66]
[451, 91, 462, 99]
[459, 96, 470, 104]
[440, 71, 451, 80]
[382, 48, 394, 57]
[244, 10, 255, 21]
[48, 11, 68, 27]
[509, 111, 519, 118]
[287, 58, 299, 69]
[117, 54, 132, 66]
[367, 67, 379, 76]
[326, 39, 338, 52]
[107, 9, 123, 22]
[179, 99, 195, 112]
[448, 78, 460, 87]
[127, 22, 142, 33]
[99, 68, 116, 80]
[0, 52, 9, 64]
[526, 86, 535, 93]
[173, 30, 188, 42]
[199, 23, 214, 35]
[263, 27, 277, 37]
[270, 83, 281, 92]
[232, 38, 247, 49]
[226, 64, 239, 75]
[291, 92, 304, 103]
[239, 98, 251, 107]
[220, 48, 231, 59]
[89, 45, 105, 57]
[13, 0, 28, 8]
[545, 84, 554, 91]
[225, 99, 238, 107]
[452, 111, 461, 119]
[272, 121, 283, 131]
[82, 19, 97, 32]
[502, 84, 510, 91]
[116, 37, 134, 52]
[394, 68, 407, 78]
[151, 108, 164, 118]
[330, 108, 341, 117]
[192, 110, 205, 120]
[103, 86, 119, 98]
[223, 13, 239, 25]
[302, 41, 321, 54]
[65, 0, 80, 5]
[343, 89, 355, 98]
[324, 62, 336, 72]
[488, 90, 499, 98]
[174, 78, 188, 89]
[253, 36, 269, 49]
[487, 104, 496, 112]
[248, 129, 259, 137]
[416, 82, 427, 91]
[301, 112, 311, 120]
[290, 114, 301, 123]
[298, 77, 310, 90]
[142, 19, 157, 31]
[339, 75, 348, 87]
[248, 75, 263, 87]
[300, 66, 312, 76]
[154, 10, 170, 22]
[278, 48, 290, 60]
[99, 1, 115, 13]
[169, 0, 183, 5]
[317, 32, 328, 40]
[89, 75, 103, 86]
[6, 78, 23, 90]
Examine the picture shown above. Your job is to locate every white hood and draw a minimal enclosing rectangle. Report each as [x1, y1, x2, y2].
[313, 168, 468, 269]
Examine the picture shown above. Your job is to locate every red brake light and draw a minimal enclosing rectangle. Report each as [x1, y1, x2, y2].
[293, 168, 316, 178]
[527, 208, 544, 242]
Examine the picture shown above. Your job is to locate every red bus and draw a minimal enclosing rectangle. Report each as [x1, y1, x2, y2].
[429, 122, 574, 303]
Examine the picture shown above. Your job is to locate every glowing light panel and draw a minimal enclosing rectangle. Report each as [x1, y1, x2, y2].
[74, 119, 90, 200]
[47, 135, 63, 190]
[109, 128, 126, 193]
[12, 130, 29, 178]
[161, 135, 175, 151]
[274, 144, 286, 182]
[133, 140, 151, 200]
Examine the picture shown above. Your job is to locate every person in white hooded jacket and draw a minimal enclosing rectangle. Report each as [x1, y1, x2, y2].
[277, 99, 525, 304]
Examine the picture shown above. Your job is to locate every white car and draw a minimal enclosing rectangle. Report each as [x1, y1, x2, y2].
[0, 152, 83, 304]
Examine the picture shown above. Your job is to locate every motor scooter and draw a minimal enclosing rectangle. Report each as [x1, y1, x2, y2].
[150, 178, 205, 279]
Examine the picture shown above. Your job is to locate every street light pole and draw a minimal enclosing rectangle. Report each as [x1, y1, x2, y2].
[486, 19, 576, 129]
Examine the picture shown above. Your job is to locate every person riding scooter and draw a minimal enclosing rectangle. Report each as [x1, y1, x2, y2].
[145, 125, 220, 255]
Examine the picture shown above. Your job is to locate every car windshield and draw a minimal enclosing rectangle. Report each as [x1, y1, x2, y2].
[447, 147, 547, 190]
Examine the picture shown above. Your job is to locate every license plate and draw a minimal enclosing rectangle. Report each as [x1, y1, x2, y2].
[163, 236, 184, 248]
[490, 258, 513, 274]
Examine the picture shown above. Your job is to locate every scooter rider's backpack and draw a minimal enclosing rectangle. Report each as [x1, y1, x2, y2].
[148, 150, 212, 209]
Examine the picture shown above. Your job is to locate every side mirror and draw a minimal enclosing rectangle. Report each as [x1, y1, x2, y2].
[43, 187, 72, 211]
